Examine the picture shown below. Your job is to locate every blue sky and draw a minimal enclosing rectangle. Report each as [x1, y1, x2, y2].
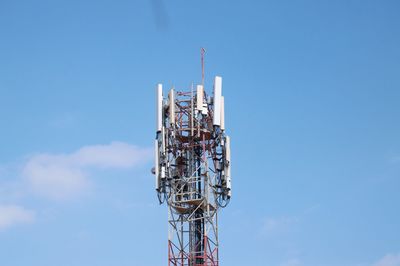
[0, 0, 400, 265]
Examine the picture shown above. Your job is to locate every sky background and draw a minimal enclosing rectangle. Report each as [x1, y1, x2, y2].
[0, 0, 400, 266]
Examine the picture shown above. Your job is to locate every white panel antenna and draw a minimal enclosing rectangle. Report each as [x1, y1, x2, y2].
[169, 88, 175, 125]
[213, 76, 222, 126]
[156, 84, 163, 132]
[196, 85, 204, 113]
[220, 96, 225, 131]
[161, 166, 166, 179]
[225, 135, 231, 196]
[155, 140, 160, 190]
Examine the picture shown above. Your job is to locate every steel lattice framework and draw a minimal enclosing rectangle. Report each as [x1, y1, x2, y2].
[153, 75, 231, 266]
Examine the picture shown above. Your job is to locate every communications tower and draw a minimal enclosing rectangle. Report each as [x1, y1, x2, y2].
[153, 54, 231, 266]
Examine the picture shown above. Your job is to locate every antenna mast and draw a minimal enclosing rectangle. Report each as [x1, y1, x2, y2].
[201, 47, 206, 87]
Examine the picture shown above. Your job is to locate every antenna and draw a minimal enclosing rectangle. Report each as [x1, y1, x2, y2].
[201, 47, 206, 87]
[153, 55, 231, 265]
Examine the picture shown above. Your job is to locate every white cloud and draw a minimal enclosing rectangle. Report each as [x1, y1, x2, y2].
[373, 253, 400, 266]
[0, 205, 35, 230]
[23, 141, 151, 200]
[24, 155, 89, 200]
[72, 142, 151, 168]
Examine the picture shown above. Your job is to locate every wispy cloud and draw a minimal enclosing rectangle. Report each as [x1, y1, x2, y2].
[22, 141, 152, 200]
[49, 113, 77, 129]
[390, 156, 400, 164]
[260, 205, 320, 237]
[0, 180, 25, 202]
[261, 216, 299, 236]
[280, 258, 303, 266]
[373, 253, 400, 266]
[0, 205, 35, 231]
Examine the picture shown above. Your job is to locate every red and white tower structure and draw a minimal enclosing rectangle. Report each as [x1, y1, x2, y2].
[153, 57, 231, 266]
